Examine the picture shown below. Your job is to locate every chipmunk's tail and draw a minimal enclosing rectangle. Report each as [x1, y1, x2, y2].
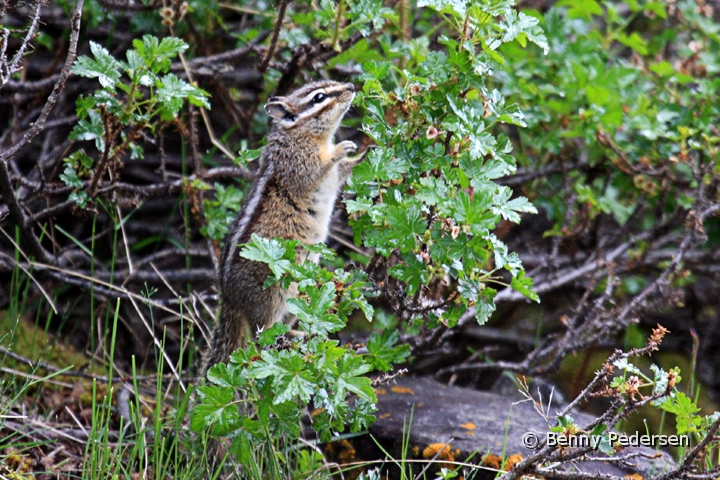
[198, 306, 250, 473]
[202, 306, 249, 375]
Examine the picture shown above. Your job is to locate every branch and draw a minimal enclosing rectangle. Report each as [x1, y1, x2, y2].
[655, 416, 720, 480]
[171, 43, 265, 72]
[0, 161, 55, 264]
[0, 0, 84, 265]
[494, 230, 653, 303]
[3, 74, 60, 94]
[0, 0, 84, 162]
[95, 0, 159, 10]
[0, 0, 43, 89]
[532, 468, 622, 480]
[257, 0, 291, 73]
[441, 200, 718, 379]
[23, 199, 76, 229]
[0, 346, 189, 383]
[275, 31, 364, 95]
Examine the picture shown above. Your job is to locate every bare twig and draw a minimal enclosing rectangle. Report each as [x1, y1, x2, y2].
[655, 416, 720, 480]
[258, 0, 291, 73]
[0, 0, 84, 266]
[3, 74, 60, 94]
[0, 0, 84, 162]
[0, 0, 43, 89]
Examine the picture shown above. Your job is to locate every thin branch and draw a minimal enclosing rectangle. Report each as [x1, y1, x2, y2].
[258, 0, 291, 73]
[494, 230, 653, 303]
[23, 199, 76, 228]
[0, 160, 55, 264]
[0, 0, 43, 89]
[171, 44, 265, 72]
[0, 0, 84, 162]
[655, 416, 720, 480]
[275, 31, 364, 95]
[95, 0, 158, 10]
[3, 74, 60, 94]
[0, 0, 84, 266]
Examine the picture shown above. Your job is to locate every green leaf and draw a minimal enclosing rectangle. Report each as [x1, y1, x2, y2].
[660, 391, 702, 434]
[60, 165, 83, 189]
[557, 415, 574, 428]
[235, 147, 263, 167]
[617, 32, 648, 55]
[126, 49, 144, 73]
[613, 358, 641, 374]
[239, 235, 293, 280]
[595, 433, 615, 455]
[558, 0, 602, 20]
[341, 282, 374, 322]
[492, 190, 537, 223]
[585, 85, 611, 106]
[157, 73, 211, 116]
[650, 61, 674, 77]
[69, 109, 105, 151]
[415, 177, 449, 206]
[190, 385, 240, 435]
[347, 0, 395, 36]
[75, 95, 95, 119]
[229, 430, 256, 465]
[418, 0, 466, 18]
[289, 283, 343, 336]
[487, 234, 523, 275]
[388, 253, 431, 297]
[251, 350, 318, 404]
[132, 35, 188, 74]
[257, 322, 291, 348]
[511, 271, 539, 302]
[386, 205, 427, 253]
[214, 183, 243, 209]
[335, 353, 376, 401]
[474, 288, 497, 325]
[72, 41, 122, 89]
[645, 2, 667, 18]
[366, 330, 411, 371]
[346, 198, 374, 214]
[68, 191, 89, 207]
[650, 364, 670, 403]
[349, 397, 377, 432]
[499, 9, 549, 55]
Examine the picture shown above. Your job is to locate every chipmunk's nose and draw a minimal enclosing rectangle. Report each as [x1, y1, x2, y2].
[346, 83, 355, 93]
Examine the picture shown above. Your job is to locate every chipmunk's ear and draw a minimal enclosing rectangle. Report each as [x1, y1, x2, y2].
[265, 98, 297, 123]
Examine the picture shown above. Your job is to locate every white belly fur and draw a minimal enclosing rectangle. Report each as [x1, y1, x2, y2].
[308, 164, 341, 244]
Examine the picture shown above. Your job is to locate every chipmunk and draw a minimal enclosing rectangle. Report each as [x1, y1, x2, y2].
[205, 80, 366, 369]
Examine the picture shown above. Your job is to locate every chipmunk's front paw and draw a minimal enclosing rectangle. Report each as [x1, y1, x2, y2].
[333, 140, 358, 161]
[338, 145, 375, 179]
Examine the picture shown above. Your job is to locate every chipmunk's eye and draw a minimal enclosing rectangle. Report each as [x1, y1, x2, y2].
[312, 93, 326, 103]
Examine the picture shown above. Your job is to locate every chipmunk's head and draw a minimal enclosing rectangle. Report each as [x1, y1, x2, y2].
[265, 80, 355, 138]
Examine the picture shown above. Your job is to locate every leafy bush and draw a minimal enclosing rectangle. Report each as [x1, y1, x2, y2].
[188, 0, 720, 474]
[64, 35, 209, 207]
[190, 0, 547, 471]
[191, 237, 406, 451]
[499, 1, 720, 238]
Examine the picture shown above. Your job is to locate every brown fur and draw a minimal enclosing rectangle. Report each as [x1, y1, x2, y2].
[204, 81, 366, 371]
